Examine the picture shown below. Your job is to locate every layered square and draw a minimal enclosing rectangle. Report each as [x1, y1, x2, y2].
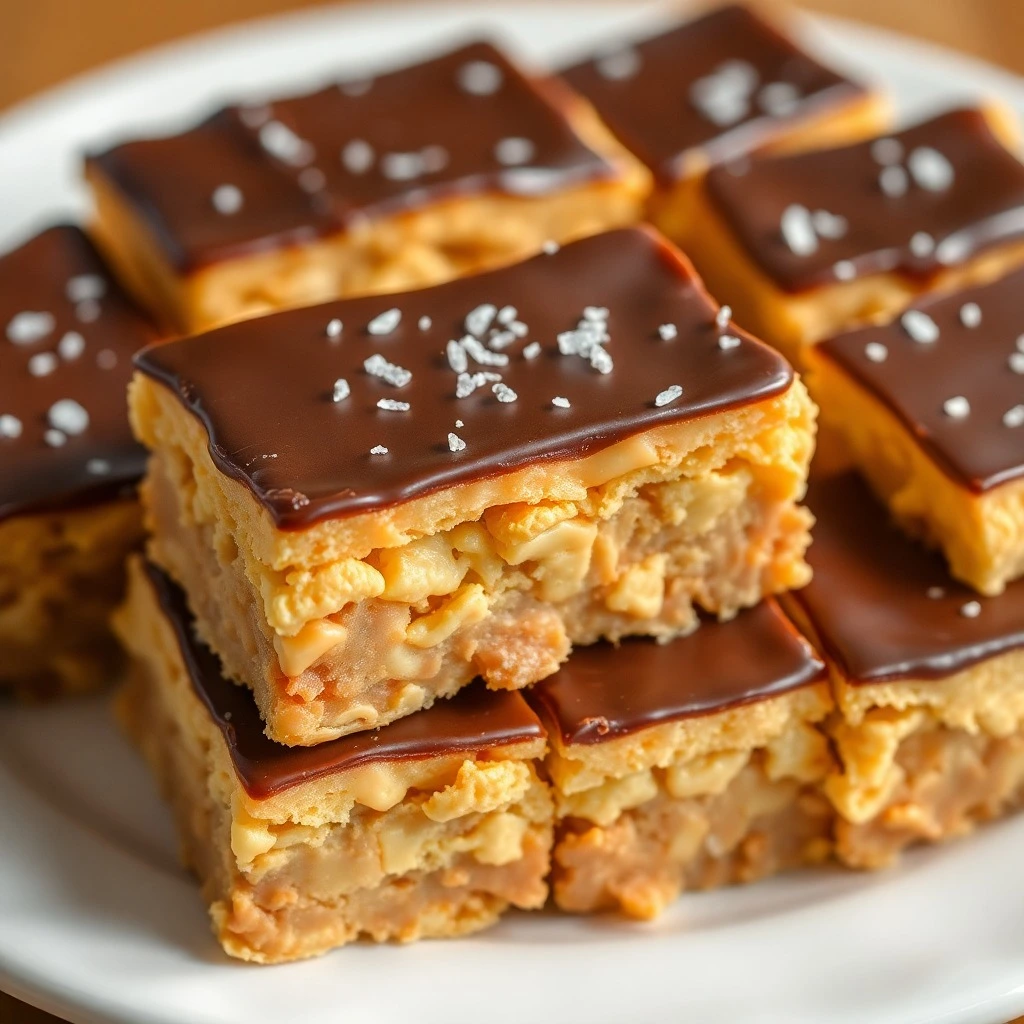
[676, 106, 1024, 364]
[784, 474, 1024, 868]
[131, 227, 815, 745]
[529, 600, 832, 919]
[114, 558, 553, 962]
[87, 40, 649, 331]
[808, 266, 1024, 595]
[562, 3, 887, 238]
[0, 225, 162, 696]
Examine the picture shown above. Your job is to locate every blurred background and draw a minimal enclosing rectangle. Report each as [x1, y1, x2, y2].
[1, 0, 1023, 111]
[1, 0, 1022, 1022]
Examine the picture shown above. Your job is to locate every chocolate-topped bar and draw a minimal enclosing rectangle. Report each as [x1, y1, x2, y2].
[0, 225, 162, 696]
[562, 5, 887, 247]
[87, 40, 649, 330]
[130, 227, 816, 746]
[115, 559, 553, 961]
[564, 4, 883, 184]
[808, 265, 1024, 595]
[783, 474, 1024, 868]
[677, 105, 1024, 363]
[530, 600, 833, 919]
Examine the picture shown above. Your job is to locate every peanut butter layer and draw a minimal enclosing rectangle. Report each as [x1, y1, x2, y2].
[785, 473, 1024, 683]
[143, 559, 545, 798]
[133, 227, 794, 529]
[0, 225, 161, 519]
[705, 108, 1024, 293]
[87, 41, 619, 275]
[529, 599, 825, 745]
[561, 3, 868, 184]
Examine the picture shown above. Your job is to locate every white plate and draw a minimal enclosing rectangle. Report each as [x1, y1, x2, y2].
[2, 4, 1024, 1023]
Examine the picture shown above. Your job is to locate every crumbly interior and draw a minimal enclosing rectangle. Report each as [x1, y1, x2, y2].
[547, 683, 834, 918]
[88, 100, 649, 333]
[113, 562, 553, 963]
[807, 351, 1024, 595]
[133, 374, 814, 744]
[821, 649, 1024, 866]
[830, 715, 1024, 869]
[652, 91, 891, 248]
[0, 499, 143, 698]
[674, 104, 1024, 366]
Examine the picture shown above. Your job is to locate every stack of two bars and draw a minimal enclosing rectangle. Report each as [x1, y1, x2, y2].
[118, 225, 822, 961]
[634, 19, 1024, 864]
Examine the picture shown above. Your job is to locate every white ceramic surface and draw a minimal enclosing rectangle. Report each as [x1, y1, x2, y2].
[2, 4, 1024, 1023]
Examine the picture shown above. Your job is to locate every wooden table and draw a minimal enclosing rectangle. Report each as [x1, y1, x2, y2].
[1, 1, 1022, 1021]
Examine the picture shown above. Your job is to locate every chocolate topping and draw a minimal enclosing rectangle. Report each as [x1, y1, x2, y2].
[528, 599, 824, 746]
[0, 225, 161, 520]
[785, 473, 1024, 683]
[134, 227, 793, 529]
[143, 561, 545, 797]
[706, 108, 1024, 292]
[87, 41, 616, 273]
[562, 4, 863, 185]
[818, 265, 1024, 492]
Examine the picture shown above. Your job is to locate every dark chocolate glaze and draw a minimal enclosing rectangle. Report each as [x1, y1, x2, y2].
[562, 4, 864, 185]
[87, 41, 616, 273]
[706, 108, 1024, 292]
[143, 560, 545, 798]
[818, 265, 1024, 492]
[784, 473, 1024, 683]
[134, 227, 793, 529]
[527, 599, 825, 746]
[0, 225, 162, 520]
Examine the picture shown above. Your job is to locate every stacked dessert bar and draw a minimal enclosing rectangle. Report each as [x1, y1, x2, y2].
[6, 2, 1024, 964]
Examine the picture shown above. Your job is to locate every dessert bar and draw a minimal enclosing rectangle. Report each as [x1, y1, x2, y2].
[530, 600, 833, 919]
[130, 227, 815, 746]
[87, 40, 648, 331]
[0, 225, 161, 696]
[784, 474, 1024, 868]
[678, 106, 1024, 364]
[808, 266, 1024, 594]
[562, 3, 887, 239]
[114, 558, 553, 962]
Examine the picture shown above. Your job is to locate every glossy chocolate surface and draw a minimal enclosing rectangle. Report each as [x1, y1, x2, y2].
[785, 473, 1024, 683]
[818, 265, 1024, 492]
[135, 228, 793, 529]
[0, 225, 161, 520]
[144, 561, 545, 797]
[87, 41, 615, 272]
[528, 599, 824, 745]
[563, 4, 863, 184]
[706, 108, 1024, 292]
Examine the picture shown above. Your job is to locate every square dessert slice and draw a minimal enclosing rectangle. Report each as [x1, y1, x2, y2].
[677, 106, 1024, 365]
[0, 225, 162, 696]
[783, 474, 1024, 869]
[528, 599, 832, 920]
[808, 265, 1024, 595]
[562, 3, 888, 238]
[86, 40, 649, 332]
[130, 227, 815, 746]
[114, 558, 553, 963]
